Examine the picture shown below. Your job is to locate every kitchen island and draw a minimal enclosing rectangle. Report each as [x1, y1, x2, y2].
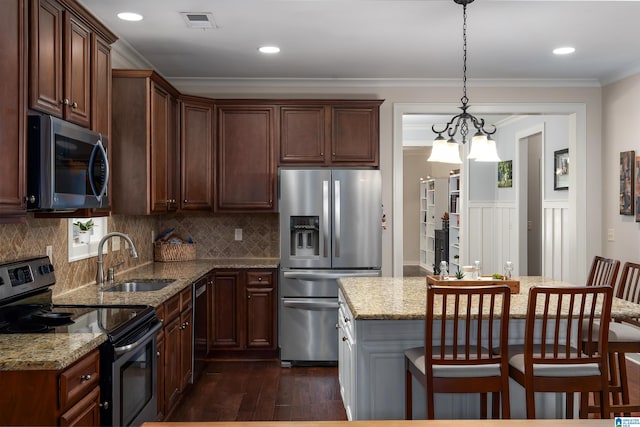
[337, 276, 640, 420]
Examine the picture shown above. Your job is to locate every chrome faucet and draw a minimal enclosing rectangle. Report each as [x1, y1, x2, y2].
[96, 232, 138, 287]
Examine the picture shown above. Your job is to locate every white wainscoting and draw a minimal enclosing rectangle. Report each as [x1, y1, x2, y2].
[466, 201, 569, 280]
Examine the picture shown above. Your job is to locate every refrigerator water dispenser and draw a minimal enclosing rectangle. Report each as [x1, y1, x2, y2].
[290, 216, 319, 257]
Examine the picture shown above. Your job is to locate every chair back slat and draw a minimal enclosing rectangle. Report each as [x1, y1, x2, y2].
[425, 285, 511, 367]
[617, 262, 640, 304]
[524, 285, 613, 367]
[587, 256, 620, 287]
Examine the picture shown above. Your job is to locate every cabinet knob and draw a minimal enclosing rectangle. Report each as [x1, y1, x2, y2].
[335, 323, 340, 329]
[342, 336, 348, 342]
[247, 295, 251, 299]
[184, 199, 188, 203]
[60, 98, 69, 106]
[71, 101, 78, 109]
[99, 402, 110, 410]
[320, 152, 324, 156]
[27, 195, 36, 204]
[80, 374, 92, 382]
[344, 317, 350, 323]
[258, 277, 263, 281]
[157, 351, 161, 357]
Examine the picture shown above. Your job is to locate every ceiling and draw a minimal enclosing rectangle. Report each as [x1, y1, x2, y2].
[78, 0, 640, 85]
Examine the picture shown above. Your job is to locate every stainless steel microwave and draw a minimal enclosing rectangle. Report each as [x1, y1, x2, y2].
[27, 114, 109, 211]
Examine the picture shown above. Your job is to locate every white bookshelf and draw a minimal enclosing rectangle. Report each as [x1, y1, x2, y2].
[419, 178, 448, 272]
[449, 173, 461, 268]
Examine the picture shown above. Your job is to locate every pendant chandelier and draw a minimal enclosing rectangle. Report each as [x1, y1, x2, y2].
[428, 0, 501, 164]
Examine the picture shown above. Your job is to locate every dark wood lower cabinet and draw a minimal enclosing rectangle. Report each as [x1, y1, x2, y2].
[157, 287, 193, 420]
[0, 349, 100, 426]
[209, 268, 277, 358]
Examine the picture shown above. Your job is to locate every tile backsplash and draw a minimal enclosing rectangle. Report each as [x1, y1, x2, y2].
[158, 212, 279, 258]
[0, 212, 280, 296]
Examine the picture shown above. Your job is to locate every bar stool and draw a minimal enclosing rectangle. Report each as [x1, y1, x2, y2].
[587, 256, 620, 287]
[404, 284, 511, 419]
[508, 285, 613, 419]
[584, 261, 640, 416]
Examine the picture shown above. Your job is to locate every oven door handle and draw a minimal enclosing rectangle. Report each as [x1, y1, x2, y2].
[114, 321, 162, 355]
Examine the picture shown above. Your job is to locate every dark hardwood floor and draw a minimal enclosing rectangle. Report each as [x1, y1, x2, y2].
[169, 361, 348, 422]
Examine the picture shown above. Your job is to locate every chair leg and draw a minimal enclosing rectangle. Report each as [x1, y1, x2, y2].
[580, 392, 589, 419]
[405, 366, 413, 420]
[491, 392, 499, 419]
[618, 352, 631, 409]
[566, 392, 574, 419]
[525, 388, 536, 419]
[480, 393, 487, 419]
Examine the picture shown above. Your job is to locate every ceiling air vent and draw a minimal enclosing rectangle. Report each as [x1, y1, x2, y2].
[180, 12, 217, 29]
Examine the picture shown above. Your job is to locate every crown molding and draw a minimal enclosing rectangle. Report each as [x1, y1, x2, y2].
[166, 76, 602, 90]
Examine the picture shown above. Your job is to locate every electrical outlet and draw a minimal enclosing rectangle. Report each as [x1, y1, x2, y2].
[112, 236, 120, 251]
[46, 245, 53, 260]
[234, 228, 243, 241]
[607, 228, 615, 242]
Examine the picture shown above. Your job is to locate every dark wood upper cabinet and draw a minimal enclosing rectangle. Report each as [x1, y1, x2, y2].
[111, 70, 180, 215]
[180, 96, 215, 211]
[29, 0, 116, 128]
[279, 105, 326, 164]
[216, 104, 276, 212]
[279, 100, 383, 167]
[0, 0, 27, 223]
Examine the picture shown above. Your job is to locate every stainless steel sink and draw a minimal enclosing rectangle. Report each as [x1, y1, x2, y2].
[103, 278, 176, 292]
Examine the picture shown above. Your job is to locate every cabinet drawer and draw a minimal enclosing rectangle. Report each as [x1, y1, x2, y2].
[246, 271, 274, 286]
[164, 293, 181, 321]
[180, 286, 193, 311]
[59, 350, 100, 410]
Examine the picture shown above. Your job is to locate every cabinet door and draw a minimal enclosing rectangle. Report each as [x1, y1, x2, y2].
[167, 94, 179, 211]
[150, 82, 170, 213]
[90, 34, 111, 136]
[163, 316, 181, 413]
[245, 271, 276, 349]
[216, 106, 276, 211]
[279, 106, 326, 164]
[181, 100, 214, 210]
[210, 271, 242, 349]
[330, 106, 379, 166]
[0, 0, 27, 221]
[64, 12, 91, 127]
[30, 0, 64, 117]
[180, 307, 193, 389]
[155, 329, 165, 421]
[59, 386, 100, 427]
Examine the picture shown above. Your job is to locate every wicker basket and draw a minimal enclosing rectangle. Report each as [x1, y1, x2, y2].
[154, 242, 196, 262]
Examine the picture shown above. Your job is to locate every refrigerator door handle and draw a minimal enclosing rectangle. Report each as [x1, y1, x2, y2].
[282, 271, 380, 280]
[282, 299, 340, 310]
[334, 179, 341, 257]
[323, 180, 329, 258]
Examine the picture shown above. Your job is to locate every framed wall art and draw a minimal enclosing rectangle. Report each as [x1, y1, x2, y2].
[498, 160, 513, 188]
[554, 149, 569, 190]
[636, 155, 640, 222]
[620, 150, 635, 216]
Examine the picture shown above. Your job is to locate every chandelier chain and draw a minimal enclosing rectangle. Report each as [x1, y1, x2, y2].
[462, 2, 468, 107]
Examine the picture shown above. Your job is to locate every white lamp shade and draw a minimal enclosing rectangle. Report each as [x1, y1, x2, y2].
[428, 139, 462, 164]
[473, 138, 501, 162]
[467, 134, 488, 160]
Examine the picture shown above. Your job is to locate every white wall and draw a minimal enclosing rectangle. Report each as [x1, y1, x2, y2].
[602, 74, 640, 263]
[403, 148, 430, 265]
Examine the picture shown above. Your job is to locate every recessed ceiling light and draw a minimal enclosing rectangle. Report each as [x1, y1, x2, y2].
[117, 12, 143, 22]
[553, 46, 575, 55]
[258, 46, 280, 54]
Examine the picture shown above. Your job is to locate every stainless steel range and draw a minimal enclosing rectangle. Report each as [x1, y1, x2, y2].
[0, 256, 161, 427]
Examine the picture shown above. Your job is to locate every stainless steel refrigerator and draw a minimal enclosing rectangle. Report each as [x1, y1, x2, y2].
[278, 168, 381, 365]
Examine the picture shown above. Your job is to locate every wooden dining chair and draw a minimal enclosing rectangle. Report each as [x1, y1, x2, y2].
[508, 285, 613, 419]
[583, 261, 640, 416]
[587, 256, 620, 287]
[405, 284, 511, 419]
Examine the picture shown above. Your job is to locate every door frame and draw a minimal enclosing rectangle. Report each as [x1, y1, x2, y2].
[392, 102, 587, 285]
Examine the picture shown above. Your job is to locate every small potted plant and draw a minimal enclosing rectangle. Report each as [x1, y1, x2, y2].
[455, 266, 465, 280]
[74, 219, 95, 244]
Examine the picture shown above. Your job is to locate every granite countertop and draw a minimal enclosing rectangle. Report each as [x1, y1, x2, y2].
[338, 276, 640, 321]
[0, 258, 279, 371]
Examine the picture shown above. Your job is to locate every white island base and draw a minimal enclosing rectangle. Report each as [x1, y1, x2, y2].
[338, 290, 572, 420]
